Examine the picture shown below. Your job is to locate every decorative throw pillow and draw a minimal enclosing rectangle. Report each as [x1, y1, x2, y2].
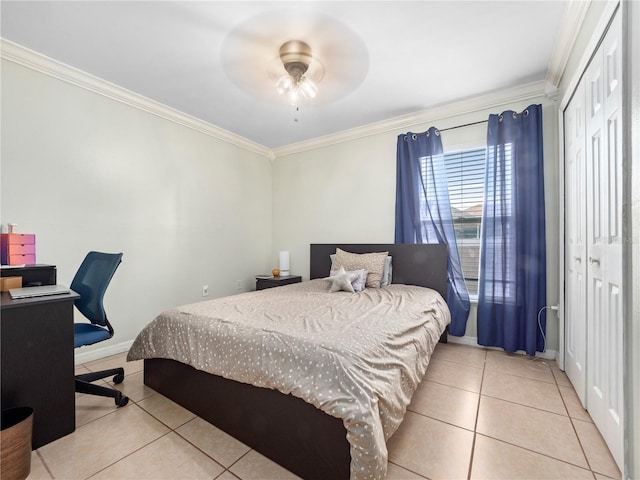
[326, 266, 359, 293]
[380, 256, 393, 286]
[333, 248, 388, 288]
[330, 268, 367, 292]
[331, 254, 392, 287]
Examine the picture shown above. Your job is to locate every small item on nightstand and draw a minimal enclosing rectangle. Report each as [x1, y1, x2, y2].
[272, 268, 280, 278]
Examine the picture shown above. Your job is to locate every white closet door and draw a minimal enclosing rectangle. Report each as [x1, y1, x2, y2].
[564, 79, 588, 406]
[585, 12, 624, 469]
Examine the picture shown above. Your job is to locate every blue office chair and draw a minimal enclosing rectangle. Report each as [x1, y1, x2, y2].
[72, 251, 129, 407]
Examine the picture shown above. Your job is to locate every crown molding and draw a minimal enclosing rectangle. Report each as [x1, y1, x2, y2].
[0, 38, 273, 160]
[272, 80, 548, 158]
[1, 38, 548, 162]
[546, 0, 592, 88]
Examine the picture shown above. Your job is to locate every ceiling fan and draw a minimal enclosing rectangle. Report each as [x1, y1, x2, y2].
[220, 8, 369, 109]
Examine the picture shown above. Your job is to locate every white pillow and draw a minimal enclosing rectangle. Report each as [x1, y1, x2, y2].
[330, 268, 367, 292]
[326, 266, 360, 293]
[330, 253, 392, 287]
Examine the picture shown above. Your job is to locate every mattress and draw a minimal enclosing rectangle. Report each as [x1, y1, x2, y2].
[127, 278, 450, 480]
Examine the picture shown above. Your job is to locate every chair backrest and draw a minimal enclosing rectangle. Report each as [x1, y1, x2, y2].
[70, 251, 123, 327]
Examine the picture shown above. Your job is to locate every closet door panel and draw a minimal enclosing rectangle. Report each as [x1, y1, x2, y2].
[585, 11, 623, 470]
[564, 80, 587, 405]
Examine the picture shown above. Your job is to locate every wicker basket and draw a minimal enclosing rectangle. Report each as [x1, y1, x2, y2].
[1, 407, 33, 480]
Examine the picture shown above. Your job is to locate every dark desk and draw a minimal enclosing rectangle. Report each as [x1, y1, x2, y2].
[1, 290, 78, 449]
[1, 264, 56, 287]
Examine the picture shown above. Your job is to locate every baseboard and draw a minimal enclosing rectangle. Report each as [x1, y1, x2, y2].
[447, 335, 558, 361]
[74, 340, 133, 365]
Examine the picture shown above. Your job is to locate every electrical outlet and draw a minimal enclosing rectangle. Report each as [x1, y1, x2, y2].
[202, 285, 209, 297]
[236, 280, 242, 291]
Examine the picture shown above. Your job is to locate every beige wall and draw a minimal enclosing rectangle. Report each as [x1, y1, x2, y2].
[272, 94, 561, 353]
[1, 60, 273, 357]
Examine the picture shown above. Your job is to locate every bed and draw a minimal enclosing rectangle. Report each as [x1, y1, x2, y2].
[127, 243, 449, 480]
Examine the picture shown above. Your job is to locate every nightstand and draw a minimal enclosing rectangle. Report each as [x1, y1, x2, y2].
[255, 275, 302, 291]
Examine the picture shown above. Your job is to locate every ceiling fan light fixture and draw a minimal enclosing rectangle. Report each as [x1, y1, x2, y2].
[299, 76, 318, 99]
[276, 75, 294, 95]
[276, 40, 320, 105]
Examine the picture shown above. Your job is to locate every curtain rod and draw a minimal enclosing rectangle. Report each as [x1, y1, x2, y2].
[438, 119, 488, 132]
[403, 119, 489, 140]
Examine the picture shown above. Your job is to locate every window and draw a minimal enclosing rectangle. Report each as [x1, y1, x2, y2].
[443, 147, 486, 295]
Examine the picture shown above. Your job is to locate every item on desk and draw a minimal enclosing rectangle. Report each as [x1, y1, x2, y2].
[0, 276, 22, 292]
[272, 268, 280, 278]
[8, 223, 17, 234]
[0, 233, 36, 265]
[8, 285, 70, 300]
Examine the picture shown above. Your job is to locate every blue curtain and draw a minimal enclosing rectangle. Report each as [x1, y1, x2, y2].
[477, 104, 547, 355]
[395, 127, 470, 336]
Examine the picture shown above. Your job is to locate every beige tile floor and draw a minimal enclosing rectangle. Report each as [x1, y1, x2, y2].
[27, 343, 622, 480]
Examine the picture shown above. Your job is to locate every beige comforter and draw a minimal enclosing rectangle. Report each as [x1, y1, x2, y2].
[127, 279, 450, 480]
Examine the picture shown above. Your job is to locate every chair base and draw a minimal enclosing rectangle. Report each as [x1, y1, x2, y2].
[75, 368, 129, 407]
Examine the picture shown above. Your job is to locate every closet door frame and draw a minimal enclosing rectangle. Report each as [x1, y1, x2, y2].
[559, 0, 631, 474]
[558, 0, 620, 372]
[622, 1, 640, 478]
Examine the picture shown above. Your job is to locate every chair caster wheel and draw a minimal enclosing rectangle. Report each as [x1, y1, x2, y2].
[115, 393, 129, 407]
[113, 373, 125, 384]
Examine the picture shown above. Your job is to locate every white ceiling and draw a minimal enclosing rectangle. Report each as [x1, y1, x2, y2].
[0, 1, 570, 149]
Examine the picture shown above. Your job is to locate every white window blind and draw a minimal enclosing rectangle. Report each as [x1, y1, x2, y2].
[444, 147, 486, 295]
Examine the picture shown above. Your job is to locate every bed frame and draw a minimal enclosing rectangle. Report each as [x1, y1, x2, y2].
[144, 243, 447, 479]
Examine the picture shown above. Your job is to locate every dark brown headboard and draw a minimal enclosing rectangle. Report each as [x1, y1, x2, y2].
[310, 243, 448, 300]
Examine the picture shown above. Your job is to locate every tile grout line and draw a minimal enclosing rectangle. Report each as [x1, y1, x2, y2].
[73, 350, 618, 480]
[568, 407, 598, 475]
[479, 391, 570, 417]
[386, 460, 430, 479]
[70, 369, 164, 480]
[473, 432, 597, 475]
[553, 365, 597, 476]
[81, 362, 241, 479]
[82, 430, 174, 480]
[406, 408, 477, 434]
[470, 353, 596, 476]
[35, 448, 55, 480]
[466, 350, 487, 480]
[432, 355, 559, 386]
[171, 421, 229, 475]
[420, 376, 481, 396]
